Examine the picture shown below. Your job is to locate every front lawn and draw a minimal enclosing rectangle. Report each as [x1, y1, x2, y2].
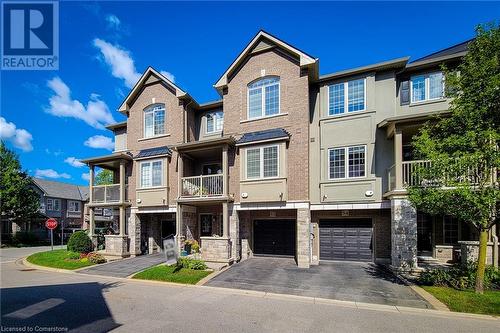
[422, 286, 500, 315]
[132, 264, 212, 284]
[27, 249, 95, 270]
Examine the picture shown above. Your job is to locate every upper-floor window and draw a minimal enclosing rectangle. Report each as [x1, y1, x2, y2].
[140, 159, 163, 188]
[246, 145, 279, 179]
[206, 111, 224, 133]
[328, 78, 366, 115]
[68, 201, 81, 212]
[411, 72, 444, 103]
[328, 145, 366, 179]
[144, 104, 165, 138]
[46, 198, 60, 211]
[247, 77, 280, 119]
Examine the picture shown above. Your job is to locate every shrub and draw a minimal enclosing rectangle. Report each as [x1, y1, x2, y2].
[67, 231, 93, 253]
[191, 240, 200, 253]
[66, 251, 81, 260]
[176, 257, 207, 270]
[418, 262, 500, 290]
[87, 252, 106, 264]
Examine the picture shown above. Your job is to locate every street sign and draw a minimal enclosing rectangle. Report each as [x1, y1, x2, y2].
[45, 218, 58, 250]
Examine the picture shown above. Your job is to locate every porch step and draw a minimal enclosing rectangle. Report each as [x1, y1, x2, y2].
[417, 256, 439, 263]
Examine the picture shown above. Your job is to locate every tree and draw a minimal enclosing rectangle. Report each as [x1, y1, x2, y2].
[94, 169, 114, 185]
[0, 142, 40, 228]
[407, 23, 500, 293]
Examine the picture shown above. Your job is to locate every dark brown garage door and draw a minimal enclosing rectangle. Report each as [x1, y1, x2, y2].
[319, 219, 373, 261]
[254, 219, 295, 256]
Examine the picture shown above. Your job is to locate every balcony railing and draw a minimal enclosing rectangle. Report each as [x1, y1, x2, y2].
[92, 184, 125, 203]
[181, 174, 223, 198]
[387, 160, 432, 192]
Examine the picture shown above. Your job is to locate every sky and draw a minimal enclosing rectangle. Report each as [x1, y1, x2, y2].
[1, 1, 499, 185]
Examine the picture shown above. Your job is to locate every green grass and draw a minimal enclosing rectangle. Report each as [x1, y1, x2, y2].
[27, 249, 95, 270]
[132, 264, 212, 284]
[423, 286, 500, 315]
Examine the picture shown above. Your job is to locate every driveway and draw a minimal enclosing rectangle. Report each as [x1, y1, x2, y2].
[78, 253, 165, 278]
[206, 257, 431, 308]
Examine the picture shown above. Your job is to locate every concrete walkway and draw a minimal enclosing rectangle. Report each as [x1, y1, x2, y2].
[78, 253, 165, 278]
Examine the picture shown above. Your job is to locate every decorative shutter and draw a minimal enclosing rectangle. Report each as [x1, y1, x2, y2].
[400, 80, 410, 106]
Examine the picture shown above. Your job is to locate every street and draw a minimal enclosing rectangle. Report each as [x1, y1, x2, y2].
[0, 247, 498, 333]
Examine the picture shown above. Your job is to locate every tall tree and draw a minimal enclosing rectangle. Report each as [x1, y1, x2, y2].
[94, 169, 114, 185]
[408, 23, 500, 293]
[0, 142, 40, 228]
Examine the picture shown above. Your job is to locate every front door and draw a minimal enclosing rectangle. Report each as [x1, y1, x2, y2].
[200, 214, 213, 236]
[417, 214, 433, 254]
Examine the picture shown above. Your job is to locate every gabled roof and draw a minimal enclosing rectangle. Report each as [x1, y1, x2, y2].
[118, 67, 190, 114]
[32, 178, 88, 201]
[411, 39, 472, 63]
[135, 146, 172, 159]
[317, 57, 409, 82]
[236, 128, 290, 146]
[214, 30, 318, 91]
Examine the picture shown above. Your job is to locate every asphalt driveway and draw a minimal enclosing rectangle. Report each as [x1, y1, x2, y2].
[206, 257, 431, 308]
[78, 253, 165, 278]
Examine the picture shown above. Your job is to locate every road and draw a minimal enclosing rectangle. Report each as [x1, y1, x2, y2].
[1, 247, 498, 333]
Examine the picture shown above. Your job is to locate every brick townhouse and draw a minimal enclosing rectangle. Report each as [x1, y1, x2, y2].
[82, 31, 499, 269]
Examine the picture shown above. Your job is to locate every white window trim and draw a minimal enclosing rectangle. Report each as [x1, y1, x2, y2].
[410, 72, 444, 104]
[246, 77, 281, 120]
[245, 144, 280, 180]
[139, 159, 164, 189]
[328, 78, 367, 116]
[68, 200, 81, 213]
[143, 104, 166, 139]
[328, 145, 367, 180]
[205, 111, 224, 134]
[47, 198, 61, 211]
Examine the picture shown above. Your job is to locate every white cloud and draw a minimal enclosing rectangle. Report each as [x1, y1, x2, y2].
[160, 70, 175, 83]
[105, 14, 121, 30]
[46, 77, 115, 130]
[81, 172, 90, 182]
[84, 135, 114, 151]
[65, 157, 85, 168]
[0, 117, 33, 152]
[35, 169, 71, 179]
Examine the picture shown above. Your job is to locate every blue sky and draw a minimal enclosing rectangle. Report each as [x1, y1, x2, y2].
[1, 1, 499, 185]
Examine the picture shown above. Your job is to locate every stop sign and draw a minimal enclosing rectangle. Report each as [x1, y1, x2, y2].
[45, 218, 58, 230]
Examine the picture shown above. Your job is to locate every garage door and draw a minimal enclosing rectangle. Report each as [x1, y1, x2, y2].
[254, 219, 295, 256]
[319, 219, 373, 261]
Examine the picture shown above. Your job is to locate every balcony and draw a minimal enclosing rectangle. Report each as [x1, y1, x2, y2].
[181, 174, 223, 198]
[91, 184, 127, 203]
[387, 160, 432, 192]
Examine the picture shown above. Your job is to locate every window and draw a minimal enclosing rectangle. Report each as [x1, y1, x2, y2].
[140, 160, 163, 188]
[144, 104, 165, 138]
[247, 77, 280, 119]
[68, 201, 81, 212]
[411, 72, 444, 103]
[443, 216, 459, 244]
[328, 78, 365, 115]
[328, 145, 366, 179]
[246, 145, 279, 179]
[46, 198, 60, 211]
[206, 111, 224, 133]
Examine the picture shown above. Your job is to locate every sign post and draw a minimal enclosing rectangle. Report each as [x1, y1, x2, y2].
[45, 218, 58, 251]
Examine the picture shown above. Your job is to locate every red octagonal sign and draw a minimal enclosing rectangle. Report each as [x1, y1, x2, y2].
[45, 218, 58, 230]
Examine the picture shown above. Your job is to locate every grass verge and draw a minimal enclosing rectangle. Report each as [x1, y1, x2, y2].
[132, 264, 212, 284]
[422, 286, 500, 315]
[26, 249, 95, 270]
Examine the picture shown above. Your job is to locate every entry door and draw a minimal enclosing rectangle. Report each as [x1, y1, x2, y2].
[417, 214, 433, 254]
[200, 214, 213, 236]
[319, 219, 373, 261]
[253, 220, 295, 256]
[161, 220, 176, 239]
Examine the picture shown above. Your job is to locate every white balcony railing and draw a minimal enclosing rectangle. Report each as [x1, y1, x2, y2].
[92, 184, 124, 203]
[181, 174, 223, 198]
[387, 160, 432, 192]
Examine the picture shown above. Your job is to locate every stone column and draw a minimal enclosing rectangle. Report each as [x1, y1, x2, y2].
[297, 207, 311, 268]
[128, 211, 141, 256]
[229, 203, 239, 261]
[175, 203, 184, 252]
[119, 206, 126, 236]
[390, 197, 417, 271]
[394, 129, 403, 190]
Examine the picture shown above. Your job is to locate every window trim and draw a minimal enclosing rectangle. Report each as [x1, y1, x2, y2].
[328, 78, 367, 116]
[245, 144, 280, 180]
[205, 110, 224, 134]
[143, 104, 166, 139]
[246, 77, 281, 120]
[139, 159, 164, 189]
[327, 145, 367, 180]
[410, 71, 444, 104]
[46, 198, 61, 211]
[68, 200, 81, 213]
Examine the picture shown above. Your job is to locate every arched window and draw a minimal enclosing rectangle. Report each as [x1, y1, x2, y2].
[247, 77, 280, 119]
[144, 104, 165, 138]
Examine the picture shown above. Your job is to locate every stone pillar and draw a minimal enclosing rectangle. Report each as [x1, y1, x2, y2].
[297, 207, 311, 268]
[89, 207, 95, 237]
[394, 129, 403, 190]
[119, 206, 126, 236]
[390, 197, 417, 271]
[175, 204, 184, 252]
[229, 203, 239, 261]
[128, 211, 141, 256]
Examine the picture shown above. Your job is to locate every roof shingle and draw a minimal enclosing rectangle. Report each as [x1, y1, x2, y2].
[32, 178, 87, 201]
